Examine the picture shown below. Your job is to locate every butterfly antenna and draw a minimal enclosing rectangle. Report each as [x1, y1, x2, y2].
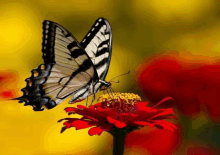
[109, 71, 130, 82]
[111, 80, 120, 83]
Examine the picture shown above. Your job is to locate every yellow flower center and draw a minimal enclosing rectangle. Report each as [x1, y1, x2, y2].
[98, 92, 141, 104]
[97, 93, 141, 114]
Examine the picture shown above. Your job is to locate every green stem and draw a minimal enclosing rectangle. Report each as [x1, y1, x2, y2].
[112, 131, 126, 155]
[109, 126, 139, 155]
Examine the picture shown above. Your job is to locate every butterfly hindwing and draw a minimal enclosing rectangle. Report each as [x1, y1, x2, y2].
[15, 20, 98, 111]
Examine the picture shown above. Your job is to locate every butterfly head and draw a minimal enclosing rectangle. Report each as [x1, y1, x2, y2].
[99, 80, 112, 90]
[99, 71, 131, 91]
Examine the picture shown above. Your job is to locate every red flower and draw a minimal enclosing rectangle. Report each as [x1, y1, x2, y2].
[125, 127, 181, 155]
[187, 147, 218, 155]
[0, 90, 16, 99]
[59, 93, 177, 136]
[136, 53, 220, 121]
[0, 72, 16, 84]
[0, 71, 17, 99]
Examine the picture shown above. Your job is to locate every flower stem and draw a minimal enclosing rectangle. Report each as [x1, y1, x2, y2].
[112, 131, 126, 155]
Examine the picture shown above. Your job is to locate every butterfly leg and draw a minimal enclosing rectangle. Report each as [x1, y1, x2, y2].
[86, 97, 88, 106]
[106, 89, 112, 98]
[91, 94, 96, 105]
[109, 87, 116, 96]
[107, 88, 114, 98]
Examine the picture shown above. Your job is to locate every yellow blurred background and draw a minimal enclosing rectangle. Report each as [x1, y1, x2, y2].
[1, 0, 220, 154]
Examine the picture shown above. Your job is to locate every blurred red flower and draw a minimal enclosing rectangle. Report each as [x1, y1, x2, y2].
[0, 90, 16, 99]
[187, 147, 218, 155]
[125, 127, 181, 155]
[0, 72, 16, 82]
[0, 71, 17, 99]
[136, 53, 220, 121]
[59, 93, 177, 136]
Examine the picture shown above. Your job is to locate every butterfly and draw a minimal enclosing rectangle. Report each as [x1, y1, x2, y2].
[14, 17, 113, 111]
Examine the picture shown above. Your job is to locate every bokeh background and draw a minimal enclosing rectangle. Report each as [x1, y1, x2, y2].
[1, 0, 220, 154]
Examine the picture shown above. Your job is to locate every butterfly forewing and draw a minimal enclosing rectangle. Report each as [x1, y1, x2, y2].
[68, 18, 113, 104]
[15, 20, 98, 111]
[80, 18, 112, 81]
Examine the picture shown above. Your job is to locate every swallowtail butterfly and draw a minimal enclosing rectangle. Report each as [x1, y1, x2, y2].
[15, 17, 112, 111]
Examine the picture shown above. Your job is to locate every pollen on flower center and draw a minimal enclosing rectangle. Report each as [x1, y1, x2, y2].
[97, 93, 142, 113]
[98, 92, 142, 103]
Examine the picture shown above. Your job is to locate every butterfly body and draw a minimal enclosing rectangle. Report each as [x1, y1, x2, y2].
[15, 17, 112, 111]
[69, 80, 111, 103]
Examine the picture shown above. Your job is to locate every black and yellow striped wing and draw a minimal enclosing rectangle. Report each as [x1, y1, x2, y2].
[69, 18, 113, 103]
[80, 17, 112, 81]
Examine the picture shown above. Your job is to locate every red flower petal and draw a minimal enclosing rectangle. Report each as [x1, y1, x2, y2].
[149, 108, 175, 120]
[119, 113, 139, 124]
[97, 107, 118, 119]
[141, 106, 157, 112]
[81, 115, 99, 122]
[63, 119, 97, 130]
[88, 125, 113, 136]
[107, 116, 127, 128]
[64, 107, 77, 112]
[88, 126, 104, 136]
[135, 101, 149, 109]
[135, 107, 158, 121]
[133, 121, 154, 128]
[77, 105, 87, 109]
[89, 103, 102, 109]
[155, 120, 177, 131]
[151, 97, 173, 108]
[66, 106, 103, 122]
